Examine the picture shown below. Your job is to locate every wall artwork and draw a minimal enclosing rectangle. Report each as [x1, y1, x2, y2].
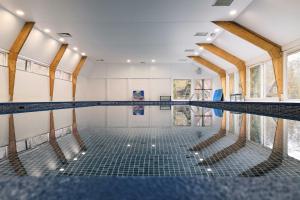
[173, 79, 191, 100]
[133, 106, 144, 115]
[133, 90, 144, 101]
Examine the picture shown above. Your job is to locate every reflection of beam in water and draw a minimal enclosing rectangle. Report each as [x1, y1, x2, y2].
[50, 111, 67, 164]
[199, 113, 246, 166]
[72, 109, 87, 151]
[239, 119, 283, 177]
[8, 114, 27, 176]
[190, 112, 226, 151]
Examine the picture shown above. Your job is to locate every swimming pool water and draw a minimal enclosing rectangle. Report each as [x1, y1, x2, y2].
[0, 106, 299, 177]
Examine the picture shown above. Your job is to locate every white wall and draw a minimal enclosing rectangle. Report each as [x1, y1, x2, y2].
[0, 6, 91, 102]
[76, 62, 221, 101]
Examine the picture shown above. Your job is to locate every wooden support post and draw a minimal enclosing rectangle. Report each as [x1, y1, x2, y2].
[213, 21, 283, 99]
[198, 43, 246, 96]
[72, 56, 87, 101]
[188, 56, 227, 98]
[49, 44, 68, 100]
[8, 22, 35, 101]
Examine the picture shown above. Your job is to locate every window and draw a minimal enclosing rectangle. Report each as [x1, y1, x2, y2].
[0, 51, 6, 66]
[31, 62, 49, 76]
[249, 65, 262, 98]
[287, 51, 300, 99]
[229, 73, 234, 95]
[264, 61, 277, 97]
[173, 79, 191, 100]
[16, 58, 27, 71]
[194, 79, 212, 101]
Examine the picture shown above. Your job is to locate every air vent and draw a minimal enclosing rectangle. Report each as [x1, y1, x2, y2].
[96, 59, 105, 62]
[194, 32, 208, 37]
[57, 33, 72, 38]
[213, 0, 234, 6]
[184, 49, 195, 53]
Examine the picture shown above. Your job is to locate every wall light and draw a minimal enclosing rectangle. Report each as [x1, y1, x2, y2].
[230, 10, 237, 16]
[81, 52, 86, 56]
[16, 10, 25, 16]
[44, 28, 51, 33]
[73, 47, 78, 51]
[199, 46, 204, 50]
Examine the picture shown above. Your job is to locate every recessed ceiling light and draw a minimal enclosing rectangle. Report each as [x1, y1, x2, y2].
[73, 47, 78, 51]
[151, 59, 156, 63]
[81, 52, 86, 56]
[230, 10, 237, 16]
[206, 37, 212, 42]
[127, 59, 131, 63]
[214, 28, 220, 33]
[44, 28, 51, 33]
[199, 46, 204, 50]
[194, 51, 200, 56]
[59, 37, 65, 42]
[16, 10, 24, 16]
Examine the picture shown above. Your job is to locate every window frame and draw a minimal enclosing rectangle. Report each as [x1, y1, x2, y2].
[285, 49, 300, 101]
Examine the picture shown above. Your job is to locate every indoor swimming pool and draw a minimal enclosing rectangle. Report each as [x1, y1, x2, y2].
[0, 105, 299, 177]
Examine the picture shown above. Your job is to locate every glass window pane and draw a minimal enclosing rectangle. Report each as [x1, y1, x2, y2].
[55, 70, 61, 79]
[31, 62, 49, 76]
[229, 73, 234, 95]
[16, 58, 27, 71]
[0, 52, 6, 66]
[203, 79, 212, 89]
[265, 61, 278, 97]
[287, 51, 300, 99]
[250, 65, 262, 98]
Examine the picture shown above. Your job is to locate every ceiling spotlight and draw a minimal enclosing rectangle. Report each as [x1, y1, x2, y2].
[73, 47, 78, 51]
[214, 28, 220, 33]
[230, 10, 237, 16]
[194, 51, 200, 56]
[59, 38, 65, 42]
[44, 28, 51, 33]
[81, 52, 86, 56]
[16, 10, 25, 16]
[126, 59, 131, 63]
[151, 59, 156, 63]
[206, 37, 212, 42]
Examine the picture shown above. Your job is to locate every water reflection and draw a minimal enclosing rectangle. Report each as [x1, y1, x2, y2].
[0, 106, 300, 177]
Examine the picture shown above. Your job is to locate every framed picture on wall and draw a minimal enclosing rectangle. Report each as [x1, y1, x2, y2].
[133, 90, 144, 101]
[173, 79, 191, 100]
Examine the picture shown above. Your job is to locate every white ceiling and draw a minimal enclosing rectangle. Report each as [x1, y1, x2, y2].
[0, 0, 254, 64]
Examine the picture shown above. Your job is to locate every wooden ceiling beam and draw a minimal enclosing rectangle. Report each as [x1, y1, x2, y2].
[8, 22, 35, 101]
[188, 55, 226, 97]
[213, 21, 283, 98]
[49, 44, 68, 101]
[197, 43, 246, 96]
[72, 56, 87, 100]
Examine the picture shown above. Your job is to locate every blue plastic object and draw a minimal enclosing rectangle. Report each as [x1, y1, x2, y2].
[213, 89, 223, 101]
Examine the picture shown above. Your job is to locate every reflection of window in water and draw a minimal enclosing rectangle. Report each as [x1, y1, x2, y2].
[263, 117, 276, 149]
[173, 106, 191, 126]
[193, 107, 212, 127]
[229, 112, 234, 134]
[288, 120, 300, 160]
[250, 115, 261, 143]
